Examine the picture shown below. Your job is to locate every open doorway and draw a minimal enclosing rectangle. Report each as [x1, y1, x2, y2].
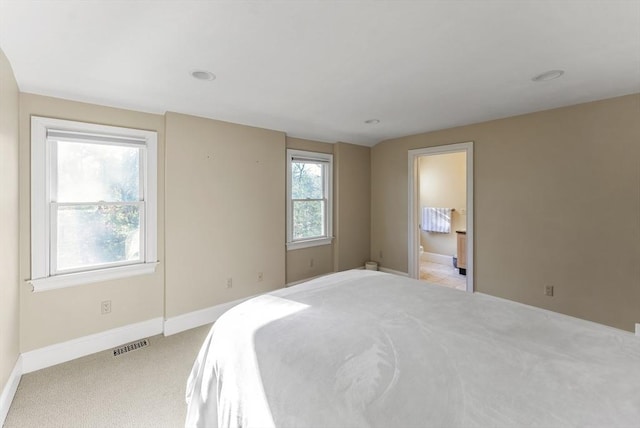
[408, 142, 474, 292]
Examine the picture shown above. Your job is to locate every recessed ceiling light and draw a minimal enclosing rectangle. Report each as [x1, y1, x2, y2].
[364, 119, 380, 124]
[532, 70, 564, 82]
[191, 70, 216, 81]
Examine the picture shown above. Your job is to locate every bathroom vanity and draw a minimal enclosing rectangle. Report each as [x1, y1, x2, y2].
[456, 230, 467, 275]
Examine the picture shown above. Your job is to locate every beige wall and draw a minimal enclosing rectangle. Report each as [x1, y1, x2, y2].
[12, 97, 372, 353]
[285, 137, 335, 283]
[418, 152, 466, 257]
[19, 94, 166, 351]
[371, 93, 640, 331]
[334, 142, 371, 271]
[284, 138, 372, 282]
[286, 137, 334, 156]
[286, 245, 334, 284]
[165, 113, 286, 316]
[0, 48, 20, 388]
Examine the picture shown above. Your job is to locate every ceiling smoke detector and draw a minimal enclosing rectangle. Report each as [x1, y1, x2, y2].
[532, 70, 565, 82]
[191, 70, 216, 81]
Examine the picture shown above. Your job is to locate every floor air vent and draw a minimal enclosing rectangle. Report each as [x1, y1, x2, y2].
[113, 339, 149, 357]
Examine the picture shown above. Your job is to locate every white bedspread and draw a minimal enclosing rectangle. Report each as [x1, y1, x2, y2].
[185, 270, 640, 427]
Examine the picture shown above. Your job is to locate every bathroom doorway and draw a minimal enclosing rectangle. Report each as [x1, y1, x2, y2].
[408, 143, 474, 292]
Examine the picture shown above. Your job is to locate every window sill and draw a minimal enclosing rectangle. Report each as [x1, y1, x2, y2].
[286, 237, 333, 251]
[28, 262, 159, 293]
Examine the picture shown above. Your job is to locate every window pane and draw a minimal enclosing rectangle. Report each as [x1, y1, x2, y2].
[291, 162, 323, 199]
[56, 204, 141, 272]
[57, 141, 140, 202]
[292, 200, 325, 240]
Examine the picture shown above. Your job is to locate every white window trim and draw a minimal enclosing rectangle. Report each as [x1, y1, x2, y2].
[286, 149, 333, 251]
[29, 116, 158, 292]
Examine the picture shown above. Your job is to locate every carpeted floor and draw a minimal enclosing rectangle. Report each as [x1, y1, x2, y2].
[4, 324, 212, 428]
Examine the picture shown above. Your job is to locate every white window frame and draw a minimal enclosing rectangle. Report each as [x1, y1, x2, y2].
[29, 116, 158, 292]
[286, 149, 333, 250]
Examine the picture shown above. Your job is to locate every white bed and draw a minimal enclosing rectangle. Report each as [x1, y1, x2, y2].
[185, 270, 640, 427]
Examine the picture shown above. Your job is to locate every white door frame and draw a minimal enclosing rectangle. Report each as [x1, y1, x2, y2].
[408, 142, 474, 292]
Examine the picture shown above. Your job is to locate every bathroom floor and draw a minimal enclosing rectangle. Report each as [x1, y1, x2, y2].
[419, 256, 466, 291]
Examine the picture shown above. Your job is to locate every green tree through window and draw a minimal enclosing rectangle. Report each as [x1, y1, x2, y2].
[287, 149, 332, 249]
[291, 161, 325, 239]
[30, 116, 158, 290]
[55, 140, 142, 271]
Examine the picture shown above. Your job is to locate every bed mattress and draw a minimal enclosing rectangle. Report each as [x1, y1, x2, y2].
[185, 270, 640, 427]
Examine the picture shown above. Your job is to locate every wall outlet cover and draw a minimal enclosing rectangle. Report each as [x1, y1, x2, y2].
[101, 300, 111, 314]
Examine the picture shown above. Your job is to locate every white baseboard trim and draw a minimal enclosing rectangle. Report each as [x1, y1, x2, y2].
[164, 297, 251, 336]
[21, 317, 163, 374]
[0, 356, 22, 426]
[421, 251, 453, 266]
[286, 272, 333, 287]
[379, 267, 410, 277]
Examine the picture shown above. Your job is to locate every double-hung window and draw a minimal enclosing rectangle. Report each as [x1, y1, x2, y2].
[286, 149, 333, 250]
[30, 117, 158, 291]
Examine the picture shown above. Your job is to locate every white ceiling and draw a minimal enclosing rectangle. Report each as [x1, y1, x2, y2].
[1, 1, 639, 146]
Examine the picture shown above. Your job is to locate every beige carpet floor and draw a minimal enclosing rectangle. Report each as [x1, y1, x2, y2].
[5, 324, 212, 428]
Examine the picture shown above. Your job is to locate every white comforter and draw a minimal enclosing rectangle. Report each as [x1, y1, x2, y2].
[185, 270, 640, 427]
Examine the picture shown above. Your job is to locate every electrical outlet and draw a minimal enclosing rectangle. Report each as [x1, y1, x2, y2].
[226, 278, 233, 288]
[379, 250, 383, 259]
[544, 285, 554, 297]
[309, 258, 314, 268]
[101, 300, 111, 315]
[257, 272, 263, 282]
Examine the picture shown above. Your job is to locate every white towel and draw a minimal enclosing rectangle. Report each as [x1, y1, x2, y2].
[422, 207, 452, 233]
